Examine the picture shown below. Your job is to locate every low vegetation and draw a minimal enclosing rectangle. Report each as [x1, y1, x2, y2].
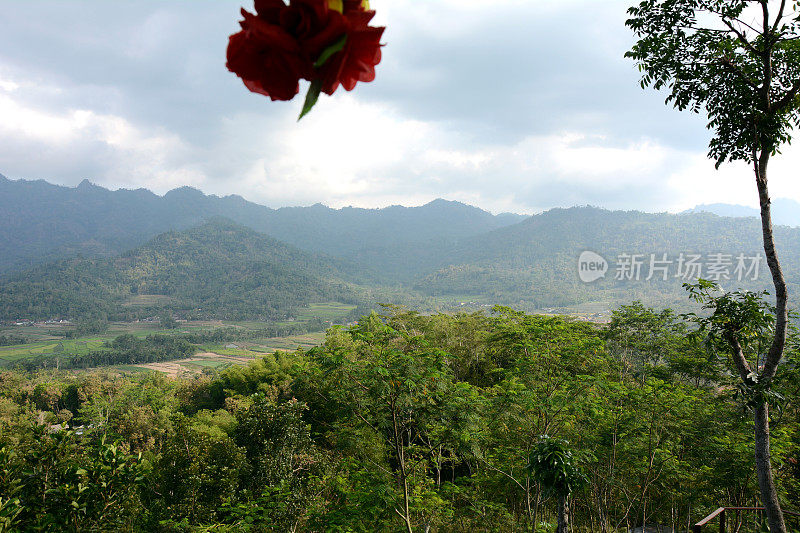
[1, 305, 797, 531]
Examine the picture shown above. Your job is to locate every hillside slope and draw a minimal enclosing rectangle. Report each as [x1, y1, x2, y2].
[413, 207, 800, 312]
[0, 219, 360, 321]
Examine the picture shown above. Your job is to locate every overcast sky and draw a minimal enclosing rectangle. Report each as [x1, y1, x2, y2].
[1, 0, 798, 214]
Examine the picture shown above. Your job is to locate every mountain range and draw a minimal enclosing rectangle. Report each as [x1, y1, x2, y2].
[686, 199, 800, 227]
[0, 174, 523, 275]
[2, 174, 800, 320]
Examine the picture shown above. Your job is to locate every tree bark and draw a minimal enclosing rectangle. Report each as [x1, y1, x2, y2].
[392, 401, 414, 533]
[557, 493, 569, 533]
[753, 152, 787, 533]
[755, 402, 785, 533]
[755, 155, 789, 381]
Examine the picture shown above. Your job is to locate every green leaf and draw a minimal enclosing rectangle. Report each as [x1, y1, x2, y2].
[314, 35, 348, 69]
[298, 79, 323, 121]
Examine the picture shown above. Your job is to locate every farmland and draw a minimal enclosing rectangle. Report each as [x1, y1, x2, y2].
[0, 302, 347, 372]
[133, 332, 326, 377]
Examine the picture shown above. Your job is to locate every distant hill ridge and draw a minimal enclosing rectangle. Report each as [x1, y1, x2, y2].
[685, 199, 800, 227]
[0, 175, 525, 274]
[412, 206, 800, 311]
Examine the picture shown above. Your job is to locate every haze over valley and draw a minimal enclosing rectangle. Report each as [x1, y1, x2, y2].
[2, 174, 799, 324]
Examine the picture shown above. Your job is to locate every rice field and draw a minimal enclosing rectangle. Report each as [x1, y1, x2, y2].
[0, 315, 329, 371]
[199, 331, 326, 358]
[295, 302, 357, 321]
[0, 339, 108, 364]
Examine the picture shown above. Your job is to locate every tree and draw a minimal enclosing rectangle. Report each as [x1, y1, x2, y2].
[314, 314, 476, 533]
[528, 436, 586, 533]
[479, 309, 604, 529]
[232, 396, 324, 531]
[159, 313, 178, 330]
[155, 414, 244, 525]
[626, 2, 800, 531]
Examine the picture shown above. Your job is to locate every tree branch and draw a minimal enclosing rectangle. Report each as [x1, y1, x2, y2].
[475, 456, 529, 494]
[719, 57, 761, 90]
[771, 0, 787, 34]
[727, 335, 754, 382]
[728, 16, 762, 37]
[721, 18, 760, 55]
[774, 77, 800, 111]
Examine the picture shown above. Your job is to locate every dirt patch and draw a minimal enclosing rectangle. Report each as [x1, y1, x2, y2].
[134, 352, 255, 377]
[193, 352, 255, 362]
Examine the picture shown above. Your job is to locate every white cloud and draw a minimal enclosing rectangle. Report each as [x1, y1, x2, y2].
[0, 0, 798, 217]
[0, 78, 18, 92]
[664, 138, 800, 212]
[0, 89, 205, 192]
[0, 93, 81, 143]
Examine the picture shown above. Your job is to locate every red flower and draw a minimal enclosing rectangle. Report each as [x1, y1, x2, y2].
[226, 0, 348, 101]
[320, 6, 384, 95]
[226, 0, 384, 114]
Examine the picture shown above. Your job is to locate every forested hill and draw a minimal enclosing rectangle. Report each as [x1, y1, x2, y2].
[5, 175, 800, 317]
[0, 219, 360, 321]
[413, 207, 800, 312]
[0, 175, 524, 274]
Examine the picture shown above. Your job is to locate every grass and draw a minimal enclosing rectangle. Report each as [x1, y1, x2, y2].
[0, 339, 109, 363]
[0, 316, 330, 369]
[199, 346, 260, 358]
[251, 332, 325, 352]
[295, 302, 357, 321]
[185, 360, 233, 370]
[200, 332, 326, 357]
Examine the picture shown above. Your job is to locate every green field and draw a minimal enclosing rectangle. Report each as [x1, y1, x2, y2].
[184, 360, 234, 370]
[294, 302, 357, 321]
[0, 318, 329, 369]
[0, 322, 185, 365]
[0, 339, 108, 363]
[0, 321, 210, 344]
[199, 332, 326, 358]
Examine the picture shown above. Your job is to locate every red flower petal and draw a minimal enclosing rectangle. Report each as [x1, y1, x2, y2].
[226, 9, 312, 101]
[319, 10, 384, 95]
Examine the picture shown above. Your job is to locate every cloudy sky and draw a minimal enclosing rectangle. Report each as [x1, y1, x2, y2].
[0, 0, 798, 214]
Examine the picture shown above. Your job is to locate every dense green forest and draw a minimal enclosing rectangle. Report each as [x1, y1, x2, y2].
[0, 219, 360, 321]
[1, 306, 798, 531]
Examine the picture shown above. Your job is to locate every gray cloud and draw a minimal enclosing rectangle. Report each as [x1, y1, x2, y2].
[0, 0, 788, 213]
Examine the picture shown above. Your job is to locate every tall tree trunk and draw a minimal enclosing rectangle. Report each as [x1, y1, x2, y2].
[392, 405, 414, 533]
[755, 402, 785, 533]
[557, 493, 569, 533]
[754, 152, 787, 533]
